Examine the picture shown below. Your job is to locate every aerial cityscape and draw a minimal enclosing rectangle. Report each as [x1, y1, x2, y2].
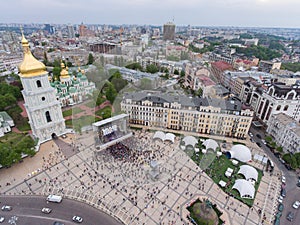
[1, 1, 300, 225]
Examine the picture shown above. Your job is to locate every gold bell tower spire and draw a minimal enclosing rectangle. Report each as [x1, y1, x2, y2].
[18, 27, 46, 77]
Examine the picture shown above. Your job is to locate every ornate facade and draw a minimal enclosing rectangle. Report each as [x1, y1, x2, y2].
[18, 34, 65, 142]
[49, 64, 96, 107]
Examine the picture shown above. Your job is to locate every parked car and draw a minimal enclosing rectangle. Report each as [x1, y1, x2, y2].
[262, 139, 267, 145]
[278, 196, 283, 203]
[286, 211, 294, 221]
[278, 203, 284, 212]
[53, 222, 64, 225]
[281, 188, 286, 197]
[256, 142, 262, 147]
[72, 216, 83, 223]
[41, 207, 52, 214]
[0, 217, 4, 223]
[256, 133, 262, 139]
[1, 206, 12, 211]
[281, 175, 286, 183]
[292, 201, 300, 209]
[249, 132, 253, 137]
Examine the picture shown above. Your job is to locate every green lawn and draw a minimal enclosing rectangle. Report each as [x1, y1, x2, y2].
[0, 132, 25, 144]
[65, 115, 101, 128]
[95, 106, 112, 119]
[190, 151, 263, 207]
[62, 107, 84, 117]
[85, 101, 96, 108]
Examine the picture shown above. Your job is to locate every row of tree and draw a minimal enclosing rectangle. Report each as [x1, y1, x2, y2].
[0, 135, 36, 167]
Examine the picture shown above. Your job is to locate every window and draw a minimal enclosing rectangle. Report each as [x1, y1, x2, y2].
[45, 111, 52, 123]
[37, 80, 42, 88]
[42, 97, 45, 101]
[276, 105, 281, 111]
[284, 105, 289, 111]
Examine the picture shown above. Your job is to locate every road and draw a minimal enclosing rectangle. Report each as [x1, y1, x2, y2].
[250, 126, 300, 224]
[0, 195, 123, 225]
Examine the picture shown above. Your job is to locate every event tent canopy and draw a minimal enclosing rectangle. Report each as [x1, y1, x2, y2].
[153, 131, 175, 143]
[238, 165, 258, 181]
[182, 136, 198, 148]
[228, 145, 252, 162]
[203, 139, 219, 151]
[232, 179, 255, 199]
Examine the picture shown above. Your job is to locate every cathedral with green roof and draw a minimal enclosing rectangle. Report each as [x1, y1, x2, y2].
[49, 63, 96, 107]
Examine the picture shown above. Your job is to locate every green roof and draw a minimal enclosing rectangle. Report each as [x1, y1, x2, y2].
[69, 87, 76, 93]
[81, 75, 87, 80]
[0, 111, 13, 121]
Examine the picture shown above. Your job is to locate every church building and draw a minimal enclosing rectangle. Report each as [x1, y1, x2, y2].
[18, 33, 65, 143]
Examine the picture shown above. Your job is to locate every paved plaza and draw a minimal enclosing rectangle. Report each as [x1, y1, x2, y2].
[0, 130, 283, 225]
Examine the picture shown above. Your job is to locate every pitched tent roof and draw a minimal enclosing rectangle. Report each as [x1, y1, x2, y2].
[229, 144, 252, 162]
[153, 131, 175, 143]
[203, 139, 219, 151]
[153, 131, 165, 142]
[182, 136, 198, 148]
[165, 133, 175, 143]
[238, 165, 258, 181]
[232, 179, 255, 199]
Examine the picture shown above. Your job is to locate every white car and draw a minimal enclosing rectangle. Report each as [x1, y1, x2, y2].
[293, 201, 300, 209]
[262, 139, 267, 145]
[249, 132, 253, 137]
[281, 176, 286, 183]
[1, 206, 12, 211]
[278, 196, 283, 203]
[0, 216, 4, 223]
[41, 207, 52, 214]
[72, 216, 83, 223]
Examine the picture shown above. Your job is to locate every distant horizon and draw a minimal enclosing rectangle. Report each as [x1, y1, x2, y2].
[2, 0, 300, 29]
[1, 22, 300, 30]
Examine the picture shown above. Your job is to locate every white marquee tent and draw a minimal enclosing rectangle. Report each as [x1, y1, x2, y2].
[228, 145, 252, 162]
[203, 139, 219, 151]
[182, 136, 198, 148]
[232, 179, 255, 199]
[153, 131, 175, 143]
[238, 165, 258, 181]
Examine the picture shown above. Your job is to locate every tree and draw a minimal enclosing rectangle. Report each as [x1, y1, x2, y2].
[146, 64, 159, 74]
[180, 70, 185, 77]
[125, 62, 143, 71]
[139, 78, 153, 90]
[88, 53, 94, 65]
[174, 69, 179, 75]
[105, 82, 117, 103]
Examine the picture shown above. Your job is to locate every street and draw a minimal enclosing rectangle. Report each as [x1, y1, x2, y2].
[250, 126, 300, 224]
[0, 195, 123, 225]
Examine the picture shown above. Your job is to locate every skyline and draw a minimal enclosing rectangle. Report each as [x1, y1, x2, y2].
[2, 0, 300, 28]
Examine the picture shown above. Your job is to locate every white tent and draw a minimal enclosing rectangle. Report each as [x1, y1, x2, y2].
[182, 136, 198, 148]
[232, 179, 255, 199]
[165, 133, 175, 143]
[153, 131, 175, 143]
[153, 131, 165, 142]
[203, 139, 219, 151]
[238, 165, 258, 181]
[228, 145, 252, 162]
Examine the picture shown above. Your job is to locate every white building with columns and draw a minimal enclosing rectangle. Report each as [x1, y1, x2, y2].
[18, 34, 65, 143]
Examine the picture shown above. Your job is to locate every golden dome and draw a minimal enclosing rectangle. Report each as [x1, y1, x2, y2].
[18, 34, 46, 77]
[60, 62, 70, 78]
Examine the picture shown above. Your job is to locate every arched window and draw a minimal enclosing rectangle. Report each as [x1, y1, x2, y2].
[37, 80, 42, 88]
[276, 105, 281, 111]
[45, 111, 52, 122]
[287, 92, 294, 100]
[284, 105, 289, 111]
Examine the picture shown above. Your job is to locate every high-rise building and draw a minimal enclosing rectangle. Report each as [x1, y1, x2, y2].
[67, 24, 75, 38]
[18, 34, 65, 143]
[44, 24, 54, 34]
[163, 22, 175, 41]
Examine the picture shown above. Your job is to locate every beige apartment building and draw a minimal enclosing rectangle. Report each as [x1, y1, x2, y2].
[121, 92, 253, 139]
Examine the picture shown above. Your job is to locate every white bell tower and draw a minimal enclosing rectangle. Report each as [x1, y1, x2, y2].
[18, 33, 65, 143]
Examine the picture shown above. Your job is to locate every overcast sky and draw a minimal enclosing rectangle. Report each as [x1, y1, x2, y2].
[2, 0, 300, 28]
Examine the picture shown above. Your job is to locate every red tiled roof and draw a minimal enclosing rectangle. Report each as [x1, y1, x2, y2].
[211, 61, 233, 71]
